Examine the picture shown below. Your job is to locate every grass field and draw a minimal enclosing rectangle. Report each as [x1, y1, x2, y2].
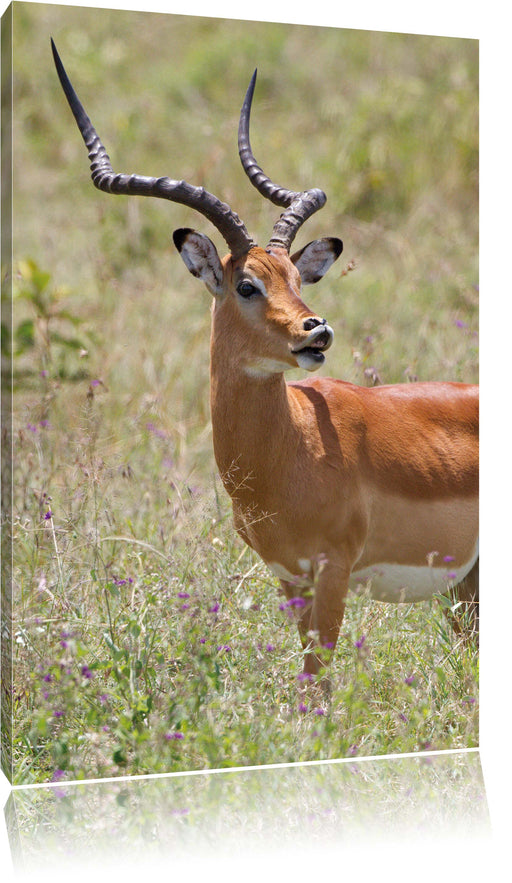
[3, 3, 478, 784]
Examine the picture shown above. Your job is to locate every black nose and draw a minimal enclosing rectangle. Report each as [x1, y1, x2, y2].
[303, 316, 326, 331]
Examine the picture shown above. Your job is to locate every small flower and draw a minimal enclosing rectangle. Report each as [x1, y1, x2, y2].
[178, 592, 190, 599]
[165, 732, 184, 741]
[39, 419, 50, 429]
[146, 421, 167, 438]
[297, 672, 313, 683]
[355, 635, 366, 649]
[322, 641, 335, 649]
[180, 603, 190, 611]
[348, 744, 358, 755]
[27, 423, 37, 432]
[446, 570, 457, 580]
[209, 602, 220, 613]
[217, 644, 231, 653]
[102, 725, 110, 732]
[298, 702, 308, 713]
[266, 643, 275, 652]
[404, 675, 415, 685]
[279, 597, 307, 610]
[443, 555, 455, 563]
[43, 673, 52, 683]
[51, 769, 65, 782]
[44, 510, 53, 520]
[53, 710, 64, 718]
[81, 665, 93, 679]
[199, 638, 206, 644]
[314, 708, 325, 716]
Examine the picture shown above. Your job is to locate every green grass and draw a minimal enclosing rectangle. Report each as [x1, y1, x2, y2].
[4, 3, 478, 784]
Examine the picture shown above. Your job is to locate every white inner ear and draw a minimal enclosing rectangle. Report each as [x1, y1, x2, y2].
[292, 239, 339, 285]
[178, 231, 224, 296]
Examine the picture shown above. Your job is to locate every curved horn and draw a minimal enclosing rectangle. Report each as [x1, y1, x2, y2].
[238, 69, 327, 252]
[51, 39, 255, 259]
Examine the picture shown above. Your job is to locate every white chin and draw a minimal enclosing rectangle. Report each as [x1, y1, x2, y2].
[295, 351, 325, 372]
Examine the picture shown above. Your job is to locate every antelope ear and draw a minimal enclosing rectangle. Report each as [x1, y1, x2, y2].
[173, 228, 225, 296]
[291, 237, 343, 285]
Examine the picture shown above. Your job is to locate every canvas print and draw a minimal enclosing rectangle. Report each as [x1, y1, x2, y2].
[1, 1, 479, 785]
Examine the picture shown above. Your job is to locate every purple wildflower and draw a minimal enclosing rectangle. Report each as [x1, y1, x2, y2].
[266, 643, 275, 652]
[355, 635, 366, 649]
[165, 732, 184, 741]
[208, 602, 220, 613]
[297, 672, 313, 683]
[404, 675, 415, 686]
[443, 555, 455, 563]
[314, 708, 325, 716]
[44, 510, 53, 520]
[217, 644, 231, 653]
[53, 710, 64, 718]
[298, 703, 308, 713]
[146, 421, 167, 438]
[279, 597, 307, 610]
[81, 665, 93, 679]
[178, 592, 190, 599]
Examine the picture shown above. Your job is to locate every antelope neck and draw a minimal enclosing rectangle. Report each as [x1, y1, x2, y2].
[209, 343, 297, 487]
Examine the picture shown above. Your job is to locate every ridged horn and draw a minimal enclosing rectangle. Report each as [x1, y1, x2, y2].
[51, 39, 255, 259]
[238, 69, 327, 252]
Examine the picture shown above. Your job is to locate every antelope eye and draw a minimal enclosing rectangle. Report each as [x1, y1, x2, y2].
[236, 280, 260, 298]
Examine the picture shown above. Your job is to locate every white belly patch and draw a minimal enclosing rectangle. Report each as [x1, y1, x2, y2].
[268, 544, 478, 604]
[349, 545, 479, 603]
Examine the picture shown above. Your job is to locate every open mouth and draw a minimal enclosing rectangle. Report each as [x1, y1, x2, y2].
[291, 325, 334, 365]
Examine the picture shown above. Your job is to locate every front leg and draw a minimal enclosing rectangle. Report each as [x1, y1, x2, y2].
[304, 557, 350, 676]
[280, 556, 350, 677]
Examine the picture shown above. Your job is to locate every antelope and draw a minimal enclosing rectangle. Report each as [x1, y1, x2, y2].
[52, 41, 479, 679]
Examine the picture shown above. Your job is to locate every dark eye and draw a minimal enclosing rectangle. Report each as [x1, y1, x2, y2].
[237, 280, 260, 298]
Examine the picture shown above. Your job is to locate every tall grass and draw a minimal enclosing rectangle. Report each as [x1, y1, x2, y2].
[5, 3, 478, 783]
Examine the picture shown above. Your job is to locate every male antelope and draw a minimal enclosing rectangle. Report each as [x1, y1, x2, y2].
[53, 42, 479, 677]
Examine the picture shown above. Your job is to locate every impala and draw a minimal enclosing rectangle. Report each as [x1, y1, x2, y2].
[52, 41, 479, 678]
